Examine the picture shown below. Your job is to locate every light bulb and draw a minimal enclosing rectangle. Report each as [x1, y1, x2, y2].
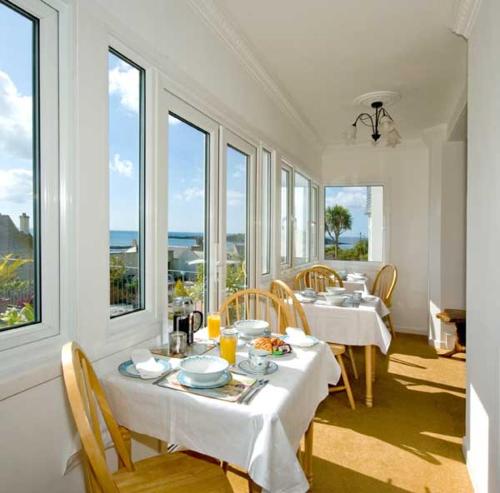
[379, 116, 394, 135]
[345, 124, 357, 144]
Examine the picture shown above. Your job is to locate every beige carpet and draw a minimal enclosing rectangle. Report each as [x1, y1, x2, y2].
[229, 334, 472, 492]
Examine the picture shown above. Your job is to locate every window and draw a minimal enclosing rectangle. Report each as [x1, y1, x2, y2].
[226, 145, 249, 293]
[311, 184, 319, 260]
[294, 172, 310, 265]
[168, 113, 209, 313]
[261, 149, 272, 275]
[108, 49, 145, 318]
[0, 1, 40, 332]
[280, 166, 291, 265]
[324, 186, 384, 262]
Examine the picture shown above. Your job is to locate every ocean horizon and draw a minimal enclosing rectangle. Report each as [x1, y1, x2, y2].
[110, 230, 201, 248]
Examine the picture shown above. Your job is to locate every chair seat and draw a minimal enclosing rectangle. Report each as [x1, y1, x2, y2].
[328, 343, 346, 356]
[113, 452, 233, 493]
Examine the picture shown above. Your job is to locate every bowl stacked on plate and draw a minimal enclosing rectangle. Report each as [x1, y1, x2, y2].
[324, 286, 348, 306]
[234, 319, 270, 338]
[178, 355, 230, 388]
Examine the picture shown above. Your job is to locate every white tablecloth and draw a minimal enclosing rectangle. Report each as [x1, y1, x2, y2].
[301, 298, 392, 353]
[103, 339, 340, 493]
[343, 279, 369, 293]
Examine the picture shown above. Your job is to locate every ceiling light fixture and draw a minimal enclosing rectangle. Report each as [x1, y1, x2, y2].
[346, 91, 402, 148]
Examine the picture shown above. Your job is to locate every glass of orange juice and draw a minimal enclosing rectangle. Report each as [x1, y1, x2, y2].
[219, 327, 238, 365]
[207, 312, 221, 340]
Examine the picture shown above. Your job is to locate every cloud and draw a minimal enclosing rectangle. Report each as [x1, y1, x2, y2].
[110, 153, 133, 177]
[326, 187, 366, 209]
[109, 61, 139, 113]
[175, 187, 204, 202]
[0, 168, 32, 203]
[0, 71, 32, 161]
[227, 189, 244, 207]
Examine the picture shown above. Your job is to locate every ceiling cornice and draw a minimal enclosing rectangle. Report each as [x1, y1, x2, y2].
[453, 0, 481, 39]
[186, 0, 324, 151]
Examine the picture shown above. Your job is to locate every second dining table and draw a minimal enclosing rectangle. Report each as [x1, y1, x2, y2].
[103, 330, 340, 493]
[298, 291, 392, 407]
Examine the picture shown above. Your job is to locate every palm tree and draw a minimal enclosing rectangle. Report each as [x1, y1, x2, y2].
[325, 205, 352, 258]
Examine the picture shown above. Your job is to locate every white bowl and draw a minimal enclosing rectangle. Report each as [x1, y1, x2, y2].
[324, 294, 347, 306]
[325, 286, 346, 295]
[234, 319, 269, 337]
[179, 355, 229, 384]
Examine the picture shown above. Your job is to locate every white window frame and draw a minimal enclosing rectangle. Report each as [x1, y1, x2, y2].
[258, 146, 274, 280]
[321, 183, 388, 265]
[219, 128, 256, 307]
[293, 170, 311, 266]
[0, 0, 60, 352]
[107, 39, 159, 339]
[280, 161, 293, 268]
[310, 183, 319, 262]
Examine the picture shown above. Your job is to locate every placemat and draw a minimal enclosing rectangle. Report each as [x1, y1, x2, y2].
[154, 370, 257, 403]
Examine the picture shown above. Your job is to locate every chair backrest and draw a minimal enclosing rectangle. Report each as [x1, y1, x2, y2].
[371, 264, 398, 307]
[219, 288, 290, 334]
[270, 280, 311, 335]
[61, 342, 134, 493]
[294, 264, 344, 291]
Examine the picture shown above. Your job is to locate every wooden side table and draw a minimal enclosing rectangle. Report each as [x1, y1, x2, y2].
[436, 309, 466, 358]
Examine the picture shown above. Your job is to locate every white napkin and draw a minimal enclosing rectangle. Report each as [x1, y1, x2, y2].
[285, 327, 317, 347]
[131, 349, 165, 379]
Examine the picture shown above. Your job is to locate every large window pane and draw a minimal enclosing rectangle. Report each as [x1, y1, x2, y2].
[0, 2, 40, 331]
[168, 114, 208, 313]
[324, 186, 384, 261]
[261, 149, 272, 275]
[226, 145, 248, 294]
[294, 172, 310, 265]
[108, 49, 145, 318]
[280, 167, 290, 265]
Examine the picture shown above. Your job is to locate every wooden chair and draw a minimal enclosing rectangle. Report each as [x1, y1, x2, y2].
[294, 264, 344, 292]
[61, 342, 233, 493]
[219, 288, 290, 334]
[372, 264, 398, 337]
[270, 280, 355, 410]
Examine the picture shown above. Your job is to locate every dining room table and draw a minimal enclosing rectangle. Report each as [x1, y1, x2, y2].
[103, 330, 341, 493]
[297, 291, 392, 408]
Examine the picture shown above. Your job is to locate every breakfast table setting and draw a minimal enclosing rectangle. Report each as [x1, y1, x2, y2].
[295, 279, 392, 407]
[103, 318, 341, 493]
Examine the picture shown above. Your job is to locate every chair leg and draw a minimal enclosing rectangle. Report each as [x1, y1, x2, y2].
[347, 346, 359, 379]
[386, 314, 396, 337]
[221, 460, 228, 473]
[336, 353, 356, 410]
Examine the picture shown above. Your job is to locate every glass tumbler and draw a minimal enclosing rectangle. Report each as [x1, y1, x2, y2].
[219, 327, 238, 365]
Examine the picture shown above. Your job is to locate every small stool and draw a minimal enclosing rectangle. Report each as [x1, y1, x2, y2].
[436, 309, 466, 358]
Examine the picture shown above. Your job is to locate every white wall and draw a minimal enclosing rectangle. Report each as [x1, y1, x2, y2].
[321, 141, 430, 333]
[0, 1, 321, 492]
[466, 0, 500, 490]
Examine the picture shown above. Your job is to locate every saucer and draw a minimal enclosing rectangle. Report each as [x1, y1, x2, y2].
[177, 370, 232, 389]
[118, 358, 171, 379]
[282, 335, 319, 348]
[238, 359, 278, 375]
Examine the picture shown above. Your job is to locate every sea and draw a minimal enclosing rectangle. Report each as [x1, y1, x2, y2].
[110, 230, 200, 248]
[324, 235, 367, 249]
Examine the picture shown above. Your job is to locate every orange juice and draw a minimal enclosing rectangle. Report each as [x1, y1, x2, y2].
[207, 313, 221, 339]
[219, 328, 238, 365]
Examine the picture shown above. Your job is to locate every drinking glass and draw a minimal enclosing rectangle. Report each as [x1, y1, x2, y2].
[220, 327, 238, 365]
[169, 331, 187, 356]
[352, 291, 363, 308]
[207, 312, 221, 340]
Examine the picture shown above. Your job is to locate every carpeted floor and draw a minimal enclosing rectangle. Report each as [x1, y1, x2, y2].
[229, 334, 472, 492]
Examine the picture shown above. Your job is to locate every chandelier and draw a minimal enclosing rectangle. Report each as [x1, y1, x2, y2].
[346, 92, 402, 147]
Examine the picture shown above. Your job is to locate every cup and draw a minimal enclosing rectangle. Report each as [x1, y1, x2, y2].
[169, 331, 187, 357]
[219, 327, 238, 365]
[207, 312, 221, 340]
[248, 346, 270, 374]
[352, 291, 363, 308]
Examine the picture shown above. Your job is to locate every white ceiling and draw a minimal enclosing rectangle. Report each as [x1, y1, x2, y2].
[214, 0, 467, 146]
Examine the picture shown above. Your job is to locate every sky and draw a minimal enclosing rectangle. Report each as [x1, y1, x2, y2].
[0, 3, 35, 229]
[324, 186, 369, 238]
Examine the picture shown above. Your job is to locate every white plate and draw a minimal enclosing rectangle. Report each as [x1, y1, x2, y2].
[282, 335, 319, 348]
[363, 294, 377, 302]
[118, 358, 171, 379]
[238, 359, 278, 375]
[177, 370, 232, 389]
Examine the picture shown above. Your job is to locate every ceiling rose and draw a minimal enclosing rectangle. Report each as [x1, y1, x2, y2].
[353, 91, 401, 108]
